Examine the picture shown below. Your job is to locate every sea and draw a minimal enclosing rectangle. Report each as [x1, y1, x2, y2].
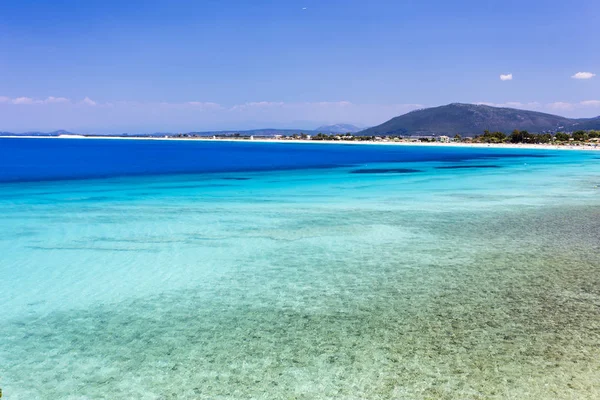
[1, 138, 599, 399]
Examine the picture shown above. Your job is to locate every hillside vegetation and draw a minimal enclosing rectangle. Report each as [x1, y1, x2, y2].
[358, 103, 600, 136]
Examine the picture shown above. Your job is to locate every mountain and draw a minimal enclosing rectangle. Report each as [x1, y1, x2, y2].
[0, 130, 76, 137]
[5, 106, 600, 138]
[185, 129, 316, 137]
[1, 129, 317, 137]
[357, 103, 600, 136]
[316, 124, 361, 134]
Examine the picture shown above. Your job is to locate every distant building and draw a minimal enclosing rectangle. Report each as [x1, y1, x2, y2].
[439, 135, 450, 143]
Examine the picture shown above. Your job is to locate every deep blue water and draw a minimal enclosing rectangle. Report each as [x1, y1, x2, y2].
[0, 138, 559, 182]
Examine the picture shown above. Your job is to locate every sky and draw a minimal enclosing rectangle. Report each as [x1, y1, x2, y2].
[0, 0, 599, 133]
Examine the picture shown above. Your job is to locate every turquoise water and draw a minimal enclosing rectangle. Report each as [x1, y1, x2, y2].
[1, 141, 600, 399]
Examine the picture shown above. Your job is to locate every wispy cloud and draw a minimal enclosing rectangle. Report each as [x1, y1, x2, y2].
[12, 97, 37, 105]
[313, 101, 352, 107]
[545, 100, 600, 111]
[547, 101, 574, 111]
[0, 98, 425, 133]
[571, 72, 595, 80]
[187, 101, 222, 110]
[45, 96, 70, 104]
[499, 73, 513, 81]
[476, 101, 540, 109]
[229, 101, 285, 111]
[580, 100, 600, 107]
[0, 96, 71, 105]
[505, 101, 540, 108]
[476, 100, 600, 115]
[81, 97, 97, 106]
[1, 96, 597, 134]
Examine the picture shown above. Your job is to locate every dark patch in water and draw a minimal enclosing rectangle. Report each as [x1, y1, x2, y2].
[489, 154, 551, 159]
[78, 196, 115, 202]
[152, 184, 234, 190]
[129, 192, 156, 196]
[350, 168, 422, 174]
[436, 165, 501, 170]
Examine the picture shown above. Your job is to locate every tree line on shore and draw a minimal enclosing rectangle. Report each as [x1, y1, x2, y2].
[307, 130, 600, 144]
[471, 129, 600, 144]
[173, 130, 600, 144]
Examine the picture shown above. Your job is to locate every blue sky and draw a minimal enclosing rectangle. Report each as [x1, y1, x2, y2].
[1, 0, 598, 133]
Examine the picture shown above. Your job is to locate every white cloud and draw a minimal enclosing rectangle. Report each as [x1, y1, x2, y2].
[503, 101, 523, 107]
[571, 72, 595, 80]
[476, 101, 540, 109]
[475, 100, 600, 116]
[247, 101, 285, 107]
[314, 101, 352, 107]
[44, 96, 70, 104]
[12, 97, 37, 105]
[497, 101, 539, 109]
[547, 101, 575, 111]
[580, 100, 600, 107]
[81, 97, 97, 106]
[187, 101, 222, 110]
[230, 101, 285, 111]
[500, 73, 513, 81]
[4, 96, 71, 105]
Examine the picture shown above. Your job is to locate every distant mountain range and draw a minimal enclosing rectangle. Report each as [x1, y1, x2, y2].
[3, 105, 600, 138]
[185, 129, 313, 137]
[0, 129, 314, 137]
[0, 130, 76, 137]
[315, 124, 361, 133]
[357, 103, 600, 136]
[0, 124, 361, 137]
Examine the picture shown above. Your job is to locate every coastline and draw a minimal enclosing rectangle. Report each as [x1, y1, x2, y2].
[1, 135, 599, 151]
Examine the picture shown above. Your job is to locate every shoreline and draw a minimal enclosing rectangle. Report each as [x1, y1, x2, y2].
[1, 135, 599, 151]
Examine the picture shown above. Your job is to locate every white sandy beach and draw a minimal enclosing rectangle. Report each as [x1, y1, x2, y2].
[1, 134, 599, 151]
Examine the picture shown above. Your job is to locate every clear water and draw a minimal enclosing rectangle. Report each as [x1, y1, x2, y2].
[1, 139, 599, 399]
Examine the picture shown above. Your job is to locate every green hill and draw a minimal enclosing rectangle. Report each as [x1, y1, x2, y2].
[357, 103, 600, 136]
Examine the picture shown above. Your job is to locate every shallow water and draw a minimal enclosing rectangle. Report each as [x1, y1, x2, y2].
[1, 140, 599, 399]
